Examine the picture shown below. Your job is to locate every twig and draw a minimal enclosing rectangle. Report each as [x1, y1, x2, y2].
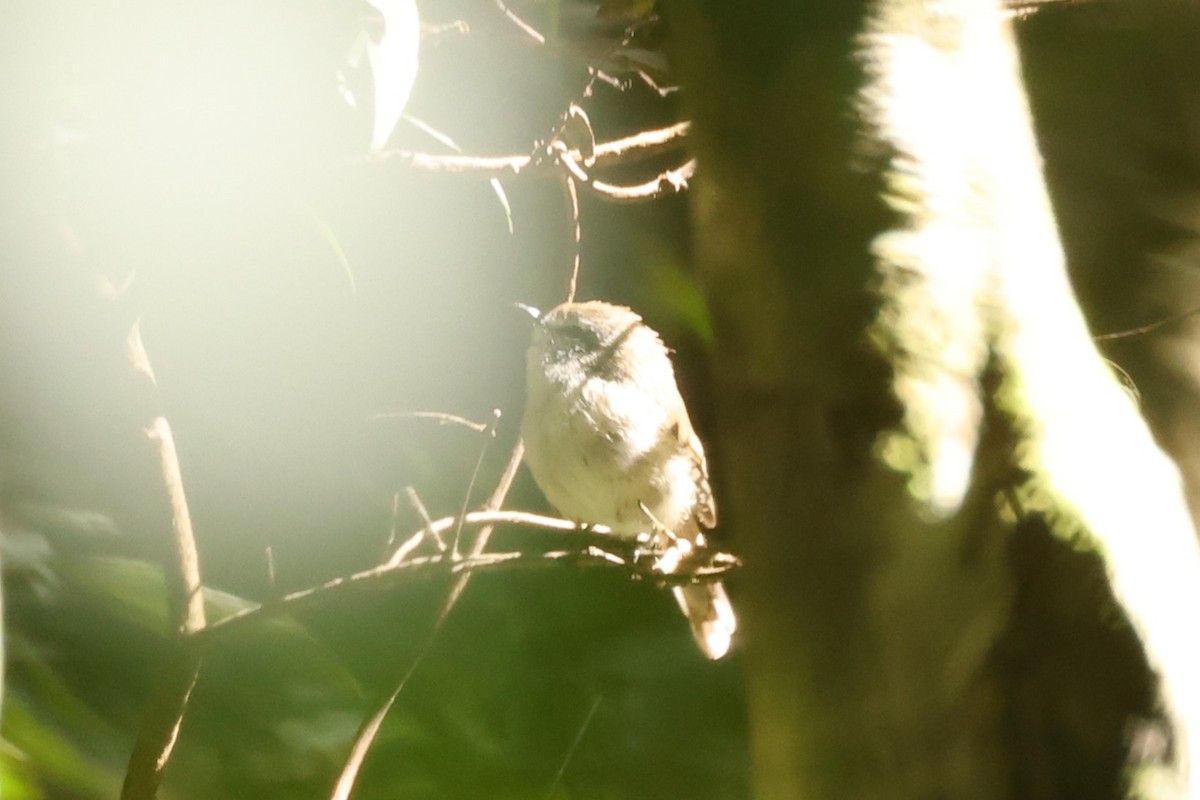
[591, 122, 691, 163]
[408, 486, 446, 554]
[121, 320, 208, 800]
[388, 487, 446, 567]
[585, 158, 696, 202]
[149, 418, 206, 638]
[193, 509, 740, 647]
[553, 142, 695, 205]
[544, 694, 603, 799]
[363, 122, 692, 175]
[436, 441, 527, 626]
[385, 490, 403, 556]
[120, 652, 201, 800]
[363, 126, 696, 205]
[1002, 0, 1093, 20]
[329, 651, 428, 800]
[121, 417, 206, 800]
[265, 546, 277, 595]
[451, 411, 502, 559]
[202, 543, 737, 644]
[1092, 304, 1200, 342]
[494, 0, 545, 44]
[327, 437, 525, 800]
[398, 113, 516, 234]
[372, 410, 491, 432]
[564, 176, 582, 302]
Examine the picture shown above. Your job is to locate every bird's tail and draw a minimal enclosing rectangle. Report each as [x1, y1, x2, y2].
[673, 581, 737, 660]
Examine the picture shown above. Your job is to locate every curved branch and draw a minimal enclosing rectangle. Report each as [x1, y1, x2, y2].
[586, 158, 696, 202]
[192, 509, 740, 648]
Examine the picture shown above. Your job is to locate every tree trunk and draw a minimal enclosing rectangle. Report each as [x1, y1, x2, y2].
[667, 1, 1200, 798]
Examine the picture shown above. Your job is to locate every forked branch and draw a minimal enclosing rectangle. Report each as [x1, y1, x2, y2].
[361, 122, 695, 202]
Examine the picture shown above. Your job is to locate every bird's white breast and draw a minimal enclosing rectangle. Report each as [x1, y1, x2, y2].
[522, 371, 698, 538]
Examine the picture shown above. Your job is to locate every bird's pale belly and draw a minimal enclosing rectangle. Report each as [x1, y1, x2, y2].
[523, 387, 696, 538]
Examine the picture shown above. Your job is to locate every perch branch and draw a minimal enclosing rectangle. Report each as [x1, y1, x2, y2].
[192, 509, 739, 647]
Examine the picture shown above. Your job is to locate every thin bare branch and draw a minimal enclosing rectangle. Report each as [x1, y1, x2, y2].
[1002, 0, 1093, 20]
[372, 410, 492, 432]
[1093, 304, 1200, 342]
[564, 176, 582, 302]
[594, 122, 691, 163]
[120, 655, 201, 800]
[408, 486, 445, 553]
[437, 441, 526, 626]
[126, 320, 157, 386]
[545, 694, 603, 799]
[362, 122, 692, 175]
[327, 436, 524, 800]
[193, 509, 740, 647]
[451, 410, 502, 559]
[329, 653, 427, 800]
[385, 490, 403, 556]
[265, 546, 277, 595]
[399, 113, 516, 234]
[388, 487, 446, 567]
[121, 416, 206, 800]
[587, 158, 696, 202]
[494, 0, 546, 44]
[149, 418, 206, 637]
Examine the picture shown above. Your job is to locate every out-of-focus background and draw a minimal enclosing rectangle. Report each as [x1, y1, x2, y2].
[3, 0, 1200, 798]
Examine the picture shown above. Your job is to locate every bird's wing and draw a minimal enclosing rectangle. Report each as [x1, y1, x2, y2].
[676, 420, 716, 530]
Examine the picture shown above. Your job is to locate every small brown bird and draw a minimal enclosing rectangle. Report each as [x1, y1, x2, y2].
[519, 300, 736, 659]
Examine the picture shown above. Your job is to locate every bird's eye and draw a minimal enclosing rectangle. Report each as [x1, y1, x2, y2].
[549, 320, 601, 356]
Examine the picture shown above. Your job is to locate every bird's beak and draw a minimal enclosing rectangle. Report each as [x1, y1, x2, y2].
[514, 302, 542, 322]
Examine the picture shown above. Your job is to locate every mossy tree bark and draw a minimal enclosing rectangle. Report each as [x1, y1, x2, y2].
[666, 1, 1200, 798]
